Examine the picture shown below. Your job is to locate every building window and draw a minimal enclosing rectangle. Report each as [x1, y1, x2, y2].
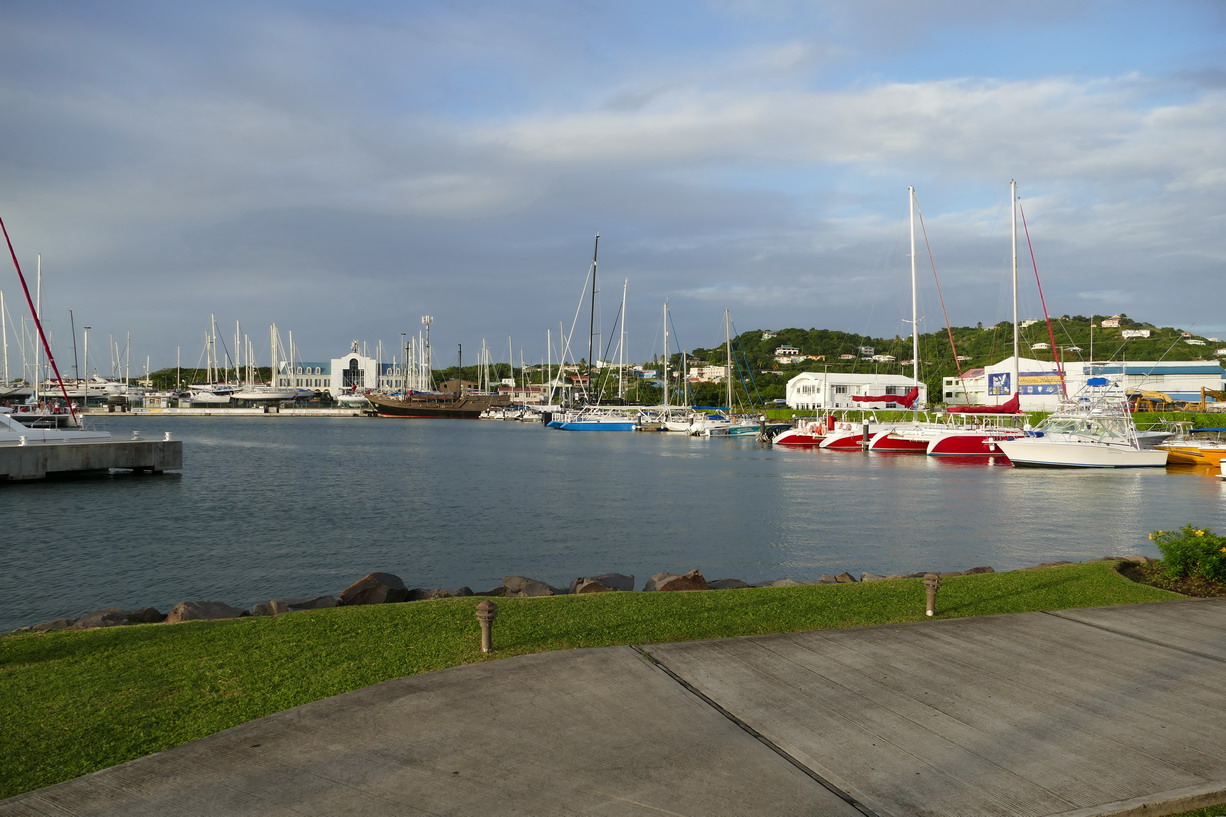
[834, 385, 848, 394]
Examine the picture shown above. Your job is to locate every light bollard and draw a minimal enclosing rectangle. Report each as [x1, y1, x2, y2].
[923, 573, 941, 617]
[475, 600, 498, 653]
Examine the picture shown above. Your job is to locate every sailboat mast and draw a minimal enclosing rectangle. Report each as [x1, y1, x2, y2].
[619, 278, 627, 401]
[909, 186, 919, 409]
[587, 233, 599, 403]
[724, 308, 733, 410]
[662, 301, 669, 408]
[1011, 180, 1020, 397]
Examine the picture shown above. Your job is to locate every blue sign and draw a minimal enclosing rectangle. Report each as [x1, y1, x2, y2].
[988, 372, 1011, 396]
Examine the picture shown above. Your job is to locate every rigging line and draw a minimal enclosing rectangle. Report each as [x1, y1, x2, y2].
[915, 204, 963, 385]
[1017, 200, 1066, 397]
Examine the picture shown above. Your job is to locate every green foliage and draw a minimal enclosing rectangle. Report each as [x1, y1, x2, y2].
[1151, 525, 1226, 582]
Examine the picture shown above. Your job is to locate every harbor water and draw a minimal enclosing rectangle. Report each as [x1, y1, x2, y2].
[3, 415, 1225, 632]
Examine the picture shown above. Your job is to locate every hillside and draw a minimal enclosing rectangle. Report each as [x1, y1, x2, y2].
[685, 315, 1223, 403]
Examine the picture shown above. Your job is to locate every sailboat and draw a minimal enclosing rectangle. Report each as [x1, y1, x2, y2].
[818, 187, 927, 450]
[231, 325, 300, 401]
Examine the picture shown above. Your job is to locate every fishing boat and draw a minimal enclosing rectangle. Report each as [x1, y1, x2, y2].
[994, 378, 1168, 468]
[1157, 427, 1226, 466]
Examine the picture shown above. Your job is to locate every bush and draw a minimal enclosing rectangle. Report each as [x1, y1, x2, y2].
[1151, 525, 1226, 582]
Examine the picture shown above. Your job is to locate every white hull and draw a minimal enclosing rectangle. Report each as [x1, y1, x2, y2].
[996, 438, 1168, 468]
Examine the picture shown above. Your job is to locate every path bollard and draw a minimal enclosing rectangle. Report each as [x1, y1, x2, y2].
[924, 573, 941, 617]
[476, 599, 498, 653]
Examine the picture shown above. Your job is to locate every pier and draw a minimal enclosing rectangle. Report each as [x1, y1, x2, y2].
[0, 436, 183, 481]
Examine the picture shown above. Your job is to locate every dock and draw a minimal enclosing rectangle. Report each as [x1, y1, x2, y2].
[0, 436, 183, 481]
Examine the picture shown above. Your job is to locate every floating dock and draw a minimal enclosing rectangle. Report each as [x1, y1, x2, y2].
[0, 436, 183, 481]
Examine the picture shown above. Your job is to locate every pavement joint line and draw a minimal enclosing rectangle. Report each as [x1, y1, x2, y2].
[631, 645, 881, 817]
[1041, 609, 1226, 665]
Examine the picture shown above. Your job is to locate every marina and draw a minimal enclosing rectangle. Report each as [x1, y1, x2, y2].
[3, 414, 1224, 633]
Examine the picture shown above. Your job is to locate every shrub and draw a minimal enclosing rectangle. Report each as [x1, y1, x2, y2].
[1151, 525, 1226, 582]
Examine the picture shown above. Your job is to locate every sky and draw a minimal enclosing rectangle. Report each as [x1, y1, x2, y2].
[2, 0, 1224, 376]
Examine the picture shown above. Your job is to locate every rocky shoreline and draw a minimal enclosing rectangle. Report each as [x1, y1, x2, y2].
[10, 558, 1153, 634]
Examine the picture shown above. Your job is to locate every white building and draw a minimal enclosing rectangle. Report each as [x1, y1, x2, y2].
[785, 372, 927, 410]
[273, 344, 420, 397]
[941, 356, 1226, 411]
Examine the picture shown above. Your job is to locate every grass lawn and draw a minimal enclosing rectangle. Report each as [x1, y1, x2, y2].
[0, 560, 1188, 799]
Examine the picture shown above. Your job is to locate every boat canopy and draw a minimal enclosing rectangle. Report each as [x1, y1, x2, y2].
[946, 394, 1022, 414]
[851, 387, 919, 407]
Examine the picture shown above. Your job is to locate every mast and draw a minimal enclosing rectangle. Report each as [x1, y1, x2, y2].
[587, 233, 599, 403]
[1011, 179, 1020, 400]
[724, 308, 733, 410]
[33, 255, 40, 400]
[662, 301, 669, 408]
[1, 290, 8, 386]
[909, 186, 919, 411]
[618, 279, 627, 401]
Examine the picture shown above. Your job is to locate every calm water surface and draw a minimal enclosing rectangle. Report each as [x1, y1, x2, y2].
[3, 415, 1224, 631]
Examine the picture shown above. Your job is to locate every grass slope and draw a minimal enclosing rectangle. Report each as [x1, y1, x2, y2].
[0, 561, 1182, 799]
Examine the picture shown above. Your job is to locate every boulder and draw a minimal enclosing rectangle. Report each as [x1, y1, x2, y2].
[569, 573, 635, 594]
[1021, 561, 1073, 571]
[643, 570, 709, 592]
[251, 596, 338, 616]
[833, 572, 857, 583]
[338, 572, 410, 606]
[753, 578, 803, 587]
[165, 601, 244, 623]
[475, 585, 508, 597]
[406, 587, 474, 601]
[70, 608, 132, 629]
[31, 617, 79, 632]
[962, 566, 996, 575]
[128, 607, 165, 624]
[859, 572, 888, 582]
[502, 576, 559, 597]
[816, 575, 840, 584]
[709, 578, 751, 590]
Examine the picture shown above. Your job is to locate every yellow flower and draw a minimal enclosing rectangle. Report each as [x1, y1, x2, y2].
[1195, 530, 1205, 537]
[1220, 547, 1226, 554]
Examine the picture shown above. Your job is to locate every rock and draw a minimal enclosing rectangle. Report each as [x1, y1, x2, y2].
[709, 578, 751, 590]
[128, 607, 165, 624]
[70, 608, 132, 629]
[859, 572, 888, 582]
[643, 570, 709, 592]
[251, 595, 338, 616]
[165, 601, 244, 623]
[753, 578, 802, 587]
[569, 573, 635, 594]
[475, 585, 508, 597]
[833, 572, 857, 583]
[1020, 561, 1074, 571]
[31, 617, 78, 632]
[962, 566, 996, 575]
[502, 576, 559, 597]
[338, 572, 410, 606]
[406, 587, 474, 601]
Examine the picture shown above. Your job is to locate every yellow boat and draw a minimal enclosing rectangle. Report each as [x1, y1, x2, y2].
[1158, 427, 1226, 466]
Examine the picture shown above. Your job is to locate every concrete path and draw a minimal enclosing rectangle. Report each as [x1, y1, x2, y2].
[5, 598, 1226, 817]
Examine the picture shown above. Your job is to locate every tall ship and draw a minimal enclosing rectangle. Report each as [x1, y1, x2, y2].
[366, 383, 510, 419]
